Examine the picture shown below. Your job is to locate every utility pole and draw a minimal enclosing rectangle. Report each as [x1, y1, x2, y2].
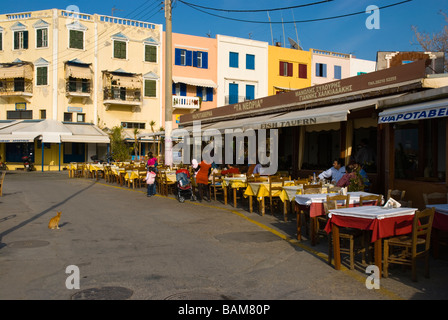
[164, 0, 173, 166]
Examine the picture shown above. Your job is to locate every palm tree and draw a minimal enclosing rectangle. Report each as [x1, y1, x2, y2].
[133, 127, 140, 159]
[149, 120, 156, 155]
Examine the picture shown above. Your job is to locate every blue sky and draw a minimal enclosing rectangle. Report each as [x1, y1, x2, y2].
[1, 0, 447, 61]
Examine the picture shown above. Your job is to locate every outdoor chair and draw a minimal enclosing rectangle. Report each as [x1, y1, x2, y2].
[268, 175, 286, 219]
[383, 207, 435, 282]
[209, 173, 224, 201]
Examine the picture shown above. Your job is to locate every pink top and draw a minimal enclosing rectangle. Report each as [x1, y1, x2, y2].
[145, 171, 156, 184]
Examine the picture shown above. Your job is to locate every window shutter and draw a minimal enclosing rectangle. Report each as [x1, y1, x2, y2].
[287, 62, 293, 77]
[299, 64, 307, 79]
[323, 64, 327, 77]
[279, 61, 284, 76]
[196, 86, 203, 98]
[172, 83, 176, 95]
[23, 31, 28, 49]
[0, 33, 2, 51]
[37, 67, 48, 86]
[174, 48, 181, 65]
[37, 29, 43, 48]
[202, 52, 208, 69]
[145, 80, 156, 97]
[193, 51, 198, 67]
[180, 83, 186, 96]
[246, 54, 255, 70]
[14, 32, 19, 50]
[186, 50, 192, 66]
[334, 65, 341, 79]
[206, 87, 213, 101]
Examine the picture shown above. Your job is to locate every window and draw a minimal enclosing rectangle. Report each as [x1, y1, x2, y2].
[77, 113, 85, 122]
[246, 54, 255, 70]
[7, 110, 32, 119]
[0, 32, 2, 51]
[144, 79, 156, 97]
[228, 83, 238, 104]
[14, 78, 25, 92]
[316, 63, 327, 77]
[36, 28, 48, 48]
[229, 52, 239, 68]
[334, 65, 342, 79]
[14, 30, 29, 50]
[394, 119, 446, 181]
[121, 122, 145, 129]
[114, 40, 127, 59]
[36, 66, 48, 86]
[69, 30, 84, 49]
[279, 61, 293, 77]
[196, 86, 213, 102]
[298, 64, 307, 79]
[175, 48, 192, 66]
[145, 45, 157, 62]
[40, 109, 46, 119]
[64, 112, 73, 122]
[193, 51, 208, 69]
[246, 84, 255, 100]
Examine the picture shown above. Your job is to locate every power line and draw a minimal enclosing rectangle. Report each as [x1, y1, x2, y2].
[177, 0, 333, 13]
[179, 0, 413, 24]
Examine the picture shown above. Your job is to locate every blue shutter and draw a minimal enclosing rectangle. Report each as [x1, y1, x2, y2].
[180, 83, 187, 96]
[172, 83, 176, 95]
[229, 52, 238, 68]
[186, 50, 192, 66]
[206, 87, 213, 101]
[193, 51, 198, 67]
[323, 64, 327, 77]
[246, 54, 255, 70]
[334, 65, 342, 79]
[246, 85, 255, 100]
[175, 48, 181, 65]
[229, 83, 238, 104]
[196, 86, 203, 98]
[202, 52, 208, 69]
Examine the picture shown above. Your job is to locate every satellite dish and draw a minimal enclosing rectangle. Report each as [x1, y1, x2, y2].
[288, 37, 302, 50]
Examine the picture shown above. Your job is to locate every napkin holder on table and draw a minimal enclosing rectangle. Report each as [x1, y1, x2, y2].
[382, 197, 401, 209]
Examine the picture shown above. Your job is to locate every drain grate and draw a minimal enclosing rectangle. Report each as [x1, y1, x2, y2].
[7, 240, 50, 248]
[71, 286, 133, 300]
[165, 292, 233, 300]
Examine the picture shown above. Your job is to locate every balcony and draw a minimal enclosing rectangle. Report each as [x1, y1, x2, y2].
[66, 79, 91, 103]
[0, 78, 33, 102]
[103, 87, 142, 111]
[172, 95, 200, 110]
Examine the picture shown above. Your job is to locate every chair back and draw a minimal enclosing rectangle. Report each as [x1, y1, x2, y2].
[325, 194, 350, 212]
[269, 175, 284, 190]
[413, 207, 435, 252]
[423, 192, 448, 205]
[387, 189, 405, 201]
[294, 178, 309, 185]
[304, 183, 322, 189]
[303, 188, 322, 194]
[359, 194, 383, 206]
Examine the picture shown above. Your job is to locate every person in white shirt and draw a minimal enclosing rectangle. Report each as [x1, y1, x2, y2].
[318, 158, 346, 183]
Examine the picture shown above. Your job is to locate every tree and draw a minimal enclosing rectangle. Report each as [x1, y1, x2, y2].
[149, 120, 156, 155]
[109, 126, 129, 162]
[133, 127, 140, 159]
[412, 10, 448, 72]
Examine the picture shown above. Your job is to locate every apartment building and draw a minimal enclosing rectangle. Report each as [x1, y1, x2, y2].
[0, 9, 163, 167]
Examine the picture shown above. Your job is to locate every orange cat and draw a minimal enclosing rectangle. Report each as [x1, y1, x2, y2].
[48, 211, 62, 229]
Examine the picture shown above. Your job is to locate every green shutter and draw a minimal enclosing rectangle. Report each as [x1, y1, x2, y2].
[37, 29, 42, 48]
[145, 45, 157, 62]
[14, 32, 19, 49]
[0, 33, 2, 51]
[37, 67, 48, 86]
[70, 30, 83, 49]
[23, 31, 28, 49]
[145, 80, 156, 97]
[114, 41, 126, 59]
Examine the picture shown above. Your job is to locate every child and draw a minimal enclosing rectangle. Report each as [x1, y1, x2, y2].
[144, 167, 157, 197]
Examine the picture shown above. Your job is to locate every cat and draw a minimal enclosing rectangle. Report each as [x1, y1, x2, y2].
[48, 211, 62, 230]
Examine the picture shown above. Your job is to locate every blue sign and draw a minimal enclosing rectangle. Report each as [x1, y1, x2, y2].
[379, 106, 448, 124]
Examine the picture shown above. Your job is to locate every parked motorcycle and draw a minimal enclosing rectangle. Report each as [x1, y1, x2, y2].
[22, 153, 35, 171]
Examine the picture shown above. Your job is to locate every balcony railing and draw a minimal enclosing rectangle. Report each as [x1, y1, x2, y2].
[66, 79, 91, 94]
[0, 79, 33, 100]
[103, 87, 142, 110]
[172, 95, 200, 110]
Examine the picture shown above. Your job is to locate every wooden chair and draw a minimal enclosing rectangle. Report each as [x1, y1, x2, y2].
[423, 192, 448, 205]
[294, 178, 309, 185]
[328, 186, 342, 193]
[383, 207, 435, 282]
[209, 173, 224, 201]
[316, 194, 358, 269]
[304, 183, 322, 189]
[387, 189, 412, 207]
[303, 188, 322, 194]
[162, 172, 176, 196]
[358, 194, 383, 264]
[359, 194, 383, 206]
[268, 175, 286, 219]
[0, 170, 6, 197]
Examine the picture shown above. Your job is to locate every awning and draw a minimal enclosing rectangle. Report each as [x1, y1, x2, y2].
[378, 98, 448, 124]
[205, 113, 285, 131]
[173, 76, 217, 88]
[66, 64, 91, 79]
[63, 122, 110, 143]
[0, 134, 36, 143]
[0, 63, 33, 80]
[61, 135, 110, 143]
[116, 76, 142, 89]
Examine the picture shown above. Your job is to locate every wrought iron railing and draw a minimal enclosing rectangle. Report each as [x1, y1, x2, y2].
[103, 87, 141, 102]
[0, 79, 33, 94]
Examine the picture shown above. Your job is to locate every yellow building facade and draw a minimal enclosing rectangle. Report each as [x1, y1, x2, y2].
[268, 45, 311, 95]
[0, 9, 163, 169]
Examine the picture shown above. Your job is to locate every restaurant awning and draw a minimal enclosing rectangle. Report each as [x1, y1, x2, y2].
[0, 62, 33, 80]
[62, 123, 110, 143]
[173, 76, 217, 88]
[0, 134, 37, 143]
[378, 98, 448, 124]
[65, 64, 91, 79]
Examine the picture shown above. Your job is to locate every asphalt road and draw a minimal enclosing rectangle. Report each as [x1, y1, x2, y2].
[0, 170, 447, 303]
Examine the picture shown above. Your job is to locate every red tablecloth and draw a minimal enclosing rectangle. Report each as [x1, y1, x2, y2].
[434, 211, 448, 231]
[325, 214, 414, 243]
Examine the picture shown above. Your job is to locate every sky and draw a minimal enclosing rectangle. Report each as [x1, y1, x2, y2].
[1, 0, 447, 61]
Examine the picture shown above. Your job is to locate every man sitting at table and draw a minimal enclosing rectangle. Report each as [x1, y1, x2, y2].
[318, 158, 346, 184]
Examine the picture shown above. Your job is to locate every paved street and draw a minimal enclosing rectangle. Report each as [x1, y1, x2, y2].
[0, 171, 447, 301]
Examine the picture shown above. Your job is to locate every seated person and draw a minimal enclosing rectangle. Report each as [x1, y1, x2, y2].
[221, 164, 240, 176]
[318, 158, 346, 184]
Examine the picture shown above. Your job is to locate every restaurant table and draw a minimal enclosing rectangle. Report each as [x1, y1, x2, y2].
[110, 166, 126, 186]
[244, 181, 295, 215]
[426, 204, 448, 258]
[294, 191, 382, 244]
[88, 163, 105, 180]
[325, 206, 417, 274]
[222, 177, 247, 207]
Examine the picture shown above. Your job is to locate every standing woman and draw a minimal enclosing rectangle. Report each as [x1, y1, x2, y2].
[195, 159, 211, 202]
